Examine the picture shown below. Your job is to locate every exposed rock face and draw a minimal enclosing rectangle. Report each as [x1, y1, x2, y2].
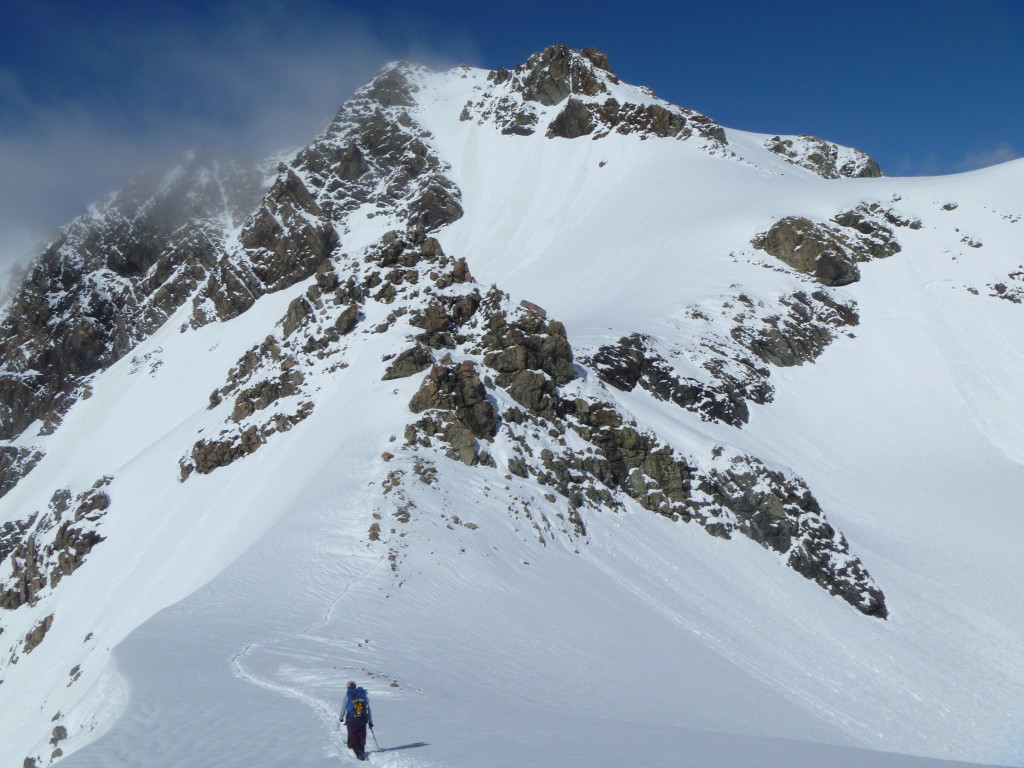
[397, 283, 886, 617]
[0, 447, 44, 499]
[0, 152, 265, 440]
[382, 346, 434, 380]
[765, 134, 883, 179]
[701, 453, 887, 618]
[407, 361, 498, 466]
[731, 290, 859, 368]
[461, 45, 727, 149]
[191, 62, 463, 329]
[753, 203, 915, 287]
[589, 289, 859, 428]
[23, 614, 54, 653]
[183, 229, 473, 477]
[591, 333, 762, 427]
[989, 267, 1024, 303]
[516, 44, 613, 106]
[0, 480, 111, 610]
[754, 216, 863, 286]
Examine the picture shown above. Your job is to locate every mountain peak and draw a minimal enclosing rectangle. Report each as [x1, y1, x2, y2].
[489, 44, 619, 106]
[460, 44, 726, 146]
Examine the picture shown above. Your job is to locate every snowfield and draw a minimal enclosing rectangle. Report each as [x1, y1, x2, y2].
[1, 55, 1023, 768]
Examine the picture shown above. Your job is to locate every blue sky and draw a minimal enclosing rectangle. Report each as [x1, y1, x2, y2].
[1, 0, 1020, 264]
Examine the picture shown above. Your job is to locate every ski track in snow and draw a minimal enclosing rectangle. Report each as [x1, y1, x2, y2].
[228, 554, 437, 768]
[229, 556, 385, 741]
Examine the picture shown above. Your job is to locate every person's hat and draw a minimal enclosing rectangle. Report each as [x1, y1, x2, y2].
[348, 681, 356, 688]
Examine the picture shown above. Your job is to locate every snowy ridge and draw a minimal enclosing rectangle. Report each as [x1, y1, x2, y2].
[0, 45, 1022, 768]
[762, 132, 883, 179]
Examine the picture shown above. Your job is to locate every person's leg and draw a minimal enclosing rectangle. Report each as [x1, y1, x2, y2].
[355, 723, 367, 759]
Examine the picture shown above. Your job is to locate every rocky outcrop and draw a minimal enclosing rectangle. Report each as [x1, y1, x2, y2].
[765, 134, 882, 179]
[461, 45, 727, 149]
[395, 283, 886, 617]
[548, 95, 727, 145]
[0, 447, 44, 500]
[515, 44, 613, 105]
[589, 288, 859, 429]
[701, 452, 887, 618]
[753, 216, 863, 286]
[382, 345, 434, 380]
[185, 61, 462, 330]
[753, 203, 916, 286]
[0, 152, 264, 442]
[185, 229, 473, 478]
[989, 267, 1024, 303]
[407, 361, 497, 466]
[591, 333, 762, 427]
[0, 480, 111, 610]
[731, 290, 859, 368]
[23, 614, 54, 653]
[182, 402, 314, 477]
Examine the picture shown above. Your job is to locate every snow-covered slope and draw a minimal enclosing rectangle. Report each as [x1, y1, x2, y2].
[1, 45, 1022, 768]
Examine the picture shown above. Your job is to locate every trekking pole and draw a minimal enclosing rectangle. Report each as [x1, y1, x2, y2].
[369, 725, 380, 750]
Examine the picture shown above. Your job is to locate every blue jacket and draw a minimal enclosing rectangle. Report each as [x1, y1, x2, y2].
[341, 687, 372, 725]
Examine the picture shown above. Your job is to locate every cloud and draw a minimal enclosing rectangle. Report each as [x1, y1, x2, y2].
[0, 1, 480, 271]
[957, 142, 1021, 172]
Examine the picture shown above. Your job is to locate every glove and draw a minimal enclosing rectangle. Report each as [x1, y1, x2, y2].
[369, 723, 374, 729]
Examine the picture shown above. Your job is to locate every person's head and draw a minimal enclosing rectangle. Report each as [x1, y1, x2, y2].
[348, 681, 356, 690]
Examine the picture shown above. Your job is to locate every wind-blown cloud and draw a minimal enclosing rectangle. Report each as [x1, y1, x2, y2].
[0, 1, 478, 273]
[957, 142, 1021, 172]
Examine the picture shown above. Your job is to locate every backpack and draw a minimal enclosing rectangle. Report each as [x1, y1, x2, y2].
[347, 688, 369, 721]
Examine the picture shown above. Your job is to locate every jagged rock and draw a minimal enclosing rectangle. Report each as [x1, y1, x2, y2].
[547, 98, 596, 139]
[184, 401, 314, 477]
[401, 285, 886, 617]
[753, 216, 861, 286]
[0, 447, 44, 500]
[23, 614, 53, 653]
[230, 370, 305, 422]
[409, 362, 496, 439]
[591, 334, 758, 426]
[0, 152, 264, 439]
[478, 296, 574, 386]
[700, 454, 887, 618]
[832, 203, 910, 255]
[382, 346, 434, 380]
[989, 268, 1024, 303]
[516, 44, 610, 106]
[732, 291, 859, 368]
[0, 482, 110, 609]
[465, 46, 726, 148]
[359, 64, 419, 108]
[239, 166, 340, 293]
[282, 296, 316, 338]
[765, 134, 882, 179]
